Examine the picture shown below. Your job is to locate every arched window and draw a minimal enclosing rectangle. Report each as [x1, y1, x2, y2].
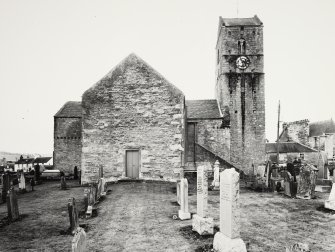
[238, 39, 246, 55]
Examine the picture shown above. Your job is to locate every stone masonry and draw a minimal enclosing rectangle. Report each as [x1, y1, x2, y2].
[81, 54, 185, 183]
[215, 16, 266, 174]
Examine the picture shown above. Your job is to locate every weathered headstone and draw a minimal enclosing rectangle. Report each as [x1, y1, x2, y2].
[85, 185, 96, 217]
[19, 172, 26, 191]
[60, 176, 67, 190]
[100, 178, 107, 196]
[192, 165, 213, 235]
[296, 164, 318, 199]
[178, 178, 191, 220]
[72, 227, 86, 252]
[98, 165, 103, 179]
[7, 186, 20, 221]
[325, 182, 335, 210]
[213, 168, 247, 252]
[68, 197, 79, 234]
[176, 180, 181, 205]
[212, 160, 220, 190]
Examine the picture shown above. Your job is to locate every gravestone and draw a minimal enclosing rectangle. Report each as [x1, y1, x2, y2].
[178, 178, 191, 220]
[68, 197, 79, 234]
[7, 186, 20, 221]
[19, 172, 26, 191]
[97, 179, 102, 200]
[212, 160, 220, 190]
[100, 178, 107, 196]
[72, 227, 86, 252]
[98, 166, 103, 179]
[325, 182, 335, 210]
[176, 180, 181, 205]
[60, 176, 67, 190]
[192, 165, 214, 235]
[296, 164, 318, 199]
[78, 170, 81, 185]
[85, 185, 96, 217]
[213, 168, 246, 252]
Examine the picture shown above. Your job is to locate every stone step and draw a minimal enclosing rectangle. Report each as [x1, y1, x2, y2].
[315, 185, 332, 193]
[316, 179, 332, 186]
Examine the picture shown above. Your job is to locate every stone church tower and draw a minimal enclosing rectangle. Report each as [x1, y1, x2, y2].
[215, 15, 266, 174]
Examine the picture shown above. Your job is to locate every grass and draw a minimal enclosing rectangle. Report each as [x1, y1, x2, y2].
[0, 179, 334, 251]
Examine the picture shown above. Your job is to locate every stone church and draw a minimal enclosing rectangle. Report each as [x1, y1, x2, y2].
[54, 15, 266, 183]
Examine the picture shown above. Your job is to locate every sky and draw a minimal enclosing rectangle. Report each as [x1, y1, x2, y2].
[0, 0, 335, 154]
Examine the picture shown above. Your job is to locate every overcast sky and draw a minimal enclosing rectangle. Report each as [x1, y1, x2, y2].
[1, 0, 334, 154]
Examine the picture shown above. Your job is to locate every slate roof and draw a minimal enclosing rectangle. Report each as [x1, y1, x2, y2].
[266, 142, 317, 154]
[16, 158, 35, 164]
[34, 157, 52, 164]
[186, 100, 222, 119]
[221, 15, 263, 27]
[309, 119, 335, 137]
[54, 101, 82, 118]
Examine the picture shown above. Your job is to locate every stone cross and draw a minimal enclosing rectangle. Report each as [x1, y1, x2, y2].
[197, 165, 208, 218]
[178, 178, 191, 220]
[213, 168, 246, 252]
[68, 197, 79, 234]
[212, 160, 220, 190]
[19, 172, 26, 191]
[7, 186, 20, 221]
[176, 181, 181, 205]
[72, 227, 86, 252]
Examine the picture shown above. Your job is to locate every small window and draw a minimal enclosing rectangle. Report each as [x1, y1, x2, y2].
[240, 26, 244, 31]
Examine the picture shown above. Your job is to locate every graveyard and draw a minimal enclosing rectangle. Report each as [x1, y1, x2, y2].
[0, 175, 334, 252]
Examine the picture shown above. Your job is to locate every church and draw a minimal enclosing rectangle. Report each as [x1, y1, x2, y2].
[54, 15, 266, 183]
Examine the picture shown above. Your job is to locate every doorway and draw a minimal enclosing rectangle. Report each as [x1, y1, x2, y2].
[126, 150, 140, 178]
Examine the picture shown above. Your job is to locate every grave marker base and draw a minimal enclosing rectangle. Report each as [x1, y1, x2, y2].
[325, 200, 335, 210]
[178, 210, 191, 220]
[192, 214, 213, 235]
[213, 232, 247, 252]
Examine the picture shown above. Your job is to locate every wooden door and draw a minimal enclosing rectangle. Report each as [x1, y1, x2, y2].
[126, 150, 140, 178]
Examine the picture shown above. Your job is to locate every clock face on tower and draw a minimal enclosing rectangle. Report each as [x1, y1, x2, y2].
[236, 56, 250, 70]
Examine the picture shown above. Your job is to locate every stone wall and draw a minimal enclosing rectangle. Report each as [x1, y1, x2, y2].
[81, 54, 185, 183]
[54, 117, 82, 174]
[215, 23, 266, 174]
[283, 120, 310, 146]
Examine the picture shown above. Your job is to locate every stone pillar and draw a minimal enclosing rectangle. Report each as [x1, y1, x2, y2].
[72, 227, 86, 252]
[68, 197, 79, 234]
[192, 165, 214, 235]
[325, 183, 335, 210]
[19, 172, 26, 191]
[213, 168, 246, 252]
[7, 186, 20, 221]
[212, 160, 220, 190]
[176, 181, 181, 205]
[178, 178, 191, 220]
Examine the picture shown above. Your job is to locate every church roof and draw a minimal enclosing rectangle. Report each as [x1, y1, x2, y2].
[309, 119, 335, 137]
[83, 53, 184, 101]
[54, 101, 82, 118]
[266, 142, 317, 154]
[221, 15, 263, 27]
[186, 99, 222, 119]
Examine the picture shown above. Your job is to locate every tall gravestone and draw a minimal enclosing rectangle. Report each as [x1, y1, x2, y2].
[176, 181, 181, 205]
[19, 172, 26, 191]
[212, 160, 220, 190]
[325, 177, 335, 210]
[98, 166, 103, 179]
[68, 197, 79, 234]
[100, 178, 107, 196]
[72, 227, 86, 252]
[296, 164, 318, 199]
[192, 165, 214, 235]
[178, 178, 191, 220]
[7, 186, 20, 221]
[213, 169, 246, 252]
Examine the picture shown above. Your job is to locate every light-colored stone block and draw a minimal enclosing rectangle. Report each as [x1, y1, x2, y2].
[213, 232, 246, 252]
[72, 227, 86, 252]
[177, 181, 181, 205]
[197, 165, 208, 218]
[178, 210, 191, 220]
[325, 183, 335, 210]
[220, 168, 240, 239]
[192, 214, 213, 235]
[212, 160, 220, 190]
